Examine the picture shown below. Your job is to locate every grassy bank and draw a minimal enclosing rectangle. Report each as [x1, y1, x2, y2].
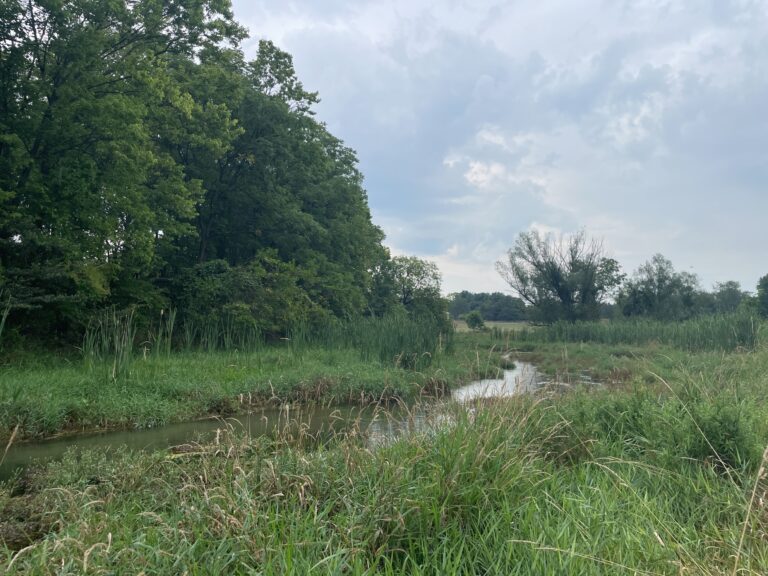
[0, 346, 476, 442]
[3, 341, 768, 573]
[0, 329, 517, 441]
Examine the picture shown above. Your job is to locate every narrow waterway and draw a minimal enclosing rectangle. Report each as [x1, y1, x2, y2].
[0, 362, 543, 481]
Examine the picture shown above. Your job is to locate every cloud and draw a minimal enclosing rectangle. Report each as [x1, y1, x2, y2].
[233, 0, 768, 292]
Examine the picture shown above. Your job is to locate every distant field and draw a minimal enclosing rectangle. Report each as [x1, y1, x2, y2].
[453, 320, 530, 332]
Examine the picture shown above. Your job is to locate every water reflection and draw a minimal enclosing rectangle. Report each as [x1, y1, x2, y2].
[451, 362, 542, 402]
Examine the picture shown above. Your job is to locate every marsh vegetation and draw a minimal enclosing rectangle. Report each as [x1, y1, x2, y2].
[4, 326, 768, 574]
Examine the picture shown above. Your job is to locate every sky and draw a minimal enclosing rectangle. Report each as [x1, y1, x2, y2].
[231, 0, 768, 295]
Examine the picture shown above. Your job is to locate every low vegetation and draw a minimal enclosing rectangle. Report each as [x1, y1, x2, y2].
[0, 313, 478, 441]
[507, 312, 762, 352]
[2, 325, 768, 573]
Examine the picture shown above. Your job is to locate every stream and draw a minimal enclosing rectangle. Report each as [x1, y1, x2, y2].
[0, 362, 544, 481]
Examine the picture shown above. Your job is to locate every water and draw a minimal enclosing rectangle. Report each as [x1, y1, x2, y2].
[451, 362, 542, 402]
[0, 362, 542, 481]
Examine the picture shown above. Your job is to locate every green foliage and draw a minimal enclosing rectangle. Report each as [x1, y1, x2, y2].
[448, 290, 527, 321]
[367, 254, 451, 333]
[465, 310, 485, 330]
[291, 313, 452, 370]
[496, 230, 624, 323]
[172, 253, 319, 340]
[510, 312, 762, 352]
[713, 280, 749, 314]
[758, 274, 768, 319]
[0, 0, 245, 335]
[0, 2, 391, 343]
[617, 254, 700, 320]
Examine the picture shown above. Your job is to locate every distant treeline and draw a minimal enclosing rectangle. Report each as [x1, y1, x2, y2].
[0, 1, 448, 347]
[496, 231, 768, 325]
[448, 292, 527, 321]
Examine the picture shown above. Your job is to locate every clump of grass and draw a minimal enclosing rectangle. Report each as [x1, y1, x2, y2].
[81, 308, 137, 381]
[175, 314, 263, 352]
[147, 308, 176, 358]
[292, 313, 452, 370]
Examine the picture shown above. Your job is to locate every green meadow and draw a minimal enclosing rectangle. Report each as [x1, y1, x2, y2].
[3, 316, 768, 574]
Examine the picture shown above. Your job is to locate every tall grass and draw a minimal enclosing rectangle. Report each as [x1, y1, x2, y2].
[291, 313, 451, 370]
[81, 308, 137, 381]
[178, 315, 263, 352]
[0, 291, 9, 348]
[4, 386, 768, 574]
[147, 308, 176, 358]
[510, 313, 762, 352]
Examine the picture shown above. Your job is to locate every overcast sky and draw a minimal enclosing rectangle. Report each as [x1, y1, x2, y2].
[232, 0, 768, 295]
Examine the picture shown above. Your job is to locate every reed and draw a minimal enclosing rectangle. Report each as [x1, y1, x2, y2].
[81, 308, 137, 381]
[147, 308, 176, 358]
[175, 315, 263, 352]
[0, 291, 10, 347]
[290, 313, 452, 370]
[510, 312, 762, 352]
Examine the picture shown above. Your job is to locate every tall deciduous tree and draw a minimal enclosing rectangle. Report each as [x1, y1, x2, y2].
[0, 0, 245, 334]
[1, 3, 391, 341]
[712, 281, 748, 314]
[367, 255, 450, 329]
[496, 230, 624, 323]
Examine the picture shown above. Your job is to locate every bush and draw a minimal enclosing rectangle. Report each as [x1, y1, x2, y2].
[465, 310, 485, 330]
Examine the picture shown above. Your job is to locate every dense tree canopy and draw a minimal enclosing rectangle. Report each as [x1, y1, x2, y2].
[0, 0, 432, 342]
[616, 254, 701, 321]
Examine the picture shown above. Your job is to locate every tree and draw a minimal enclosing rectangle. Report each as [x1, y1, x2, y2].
[465, 310, 485, 330]
[390, 256, 441, 308]
[758, 275, 768, 319]
[617, 254, 699, 320]
[495, 230, 624, 323]
[173, 40, 384, 320]
[372, 255, 451, 331]
[712, 281, 748, 314]
[1, 4, 390, 341]
[0, 0, 245, 336]
[447, 291, 527, 321]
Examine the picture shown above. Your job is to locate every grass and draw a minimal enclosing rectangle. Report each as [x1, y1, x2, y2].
[4, 347, 768, 574]
[0, 292, 9, 349]
[4, 323, 768, 572]
[453, 319, 530, 332]
[508, 313, 763, 352]
[0, 313, 474, 441]
[0, 345, 486, 442]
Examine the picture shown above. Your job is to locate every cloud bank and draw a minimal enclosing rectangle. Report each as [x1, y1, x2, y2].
[233, 0, 768, 294]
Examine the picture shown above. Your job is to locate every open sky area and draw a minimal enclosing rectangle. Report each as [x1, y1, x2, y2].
[232, 0, 768, 295]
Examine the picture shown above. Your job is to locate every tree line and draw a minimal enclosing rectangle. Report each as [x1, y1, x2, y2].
[447, 291, 527, 322]
[0, 0, 448, 346]
[496, 231, 767, 324]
